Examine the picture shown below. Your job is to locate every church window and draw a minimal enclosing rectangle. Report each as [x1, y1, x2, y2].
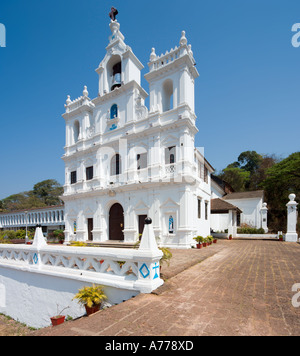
[204, 166, 208, 183]
[137, 153, 147, 170]
[165, 146, 176, 165]
[111, 62, 122, 91]
[198, 198, 202, 219]
[86, 166, 94, 181]
[111, 154, 121, 176]
[73, 120, 80, 143]
[162, 79, 174, 112]
[110, 104, 118, 119]
[205, 201, 208, 220]
[70, 171, 77, 185]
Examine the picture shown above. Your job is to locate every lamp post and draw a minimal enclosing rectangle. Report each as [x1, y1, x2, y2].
[25, 211, 28, 244]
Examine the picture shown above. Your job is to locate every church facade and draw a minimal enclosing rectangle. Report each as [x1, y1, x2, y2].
[62, 20, 214, 249]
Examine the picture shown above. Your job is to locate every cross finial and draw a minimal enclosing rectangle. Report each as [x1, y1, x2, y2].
[109, 7, 118, 21]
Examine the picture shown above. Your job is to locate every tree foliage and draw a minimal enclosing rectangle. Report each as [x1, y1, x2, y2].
[262, 152, 300, 231]
[217, 151, 300, 232]
[32, 179, 63, 206]
[219, 167, 250, 192]
[1, 180, 63, 212]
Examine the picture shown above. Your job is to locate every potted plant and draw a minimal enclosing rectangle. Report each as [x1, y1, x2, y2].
[213, 237, 218, 244]
[203, 238, 208, 247]
[193, 236, 204, 249]
[207, 236, 213, 245]
[53, 230, 65, 244]
[50, 305, 70, 327]
[160, 247, 173, 267]
[229, 235, 233, 240]
[279, 234, 284, 242]
[73, 284, 107, 316]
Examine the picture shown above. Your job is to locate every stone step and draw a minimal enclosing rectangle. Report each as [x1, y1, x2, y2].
[86, 241, 137, 249]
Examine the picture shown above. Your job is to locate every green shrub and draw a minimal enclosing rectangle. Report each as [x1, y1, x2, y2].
[193, 236, 204, 243]
[237, 227, 265, 234]
[53, 229, 64, 241]
[0, 230, 16, 240]
[16, 230, 26, 239]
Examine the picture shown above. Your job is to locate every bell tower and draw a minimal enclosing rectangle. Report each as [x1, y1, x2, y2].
[95, 20, 144, 96]
[145, 31, 199, 114]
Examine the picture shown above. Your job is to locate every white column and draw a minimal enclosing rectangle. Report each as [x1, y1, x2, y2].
[228, 210, 234, 238]
[286, 194, 298, 242]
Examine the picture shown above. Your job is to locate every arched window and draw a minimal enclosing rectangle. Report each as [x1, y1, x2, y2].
[111, 154, 121, 176]
[165, 146, 176, 165]
[107, 55, 122, 91]
[110, 104, 118, 119]
[162, 79, 174, 112]
[73, 120, 80, 143]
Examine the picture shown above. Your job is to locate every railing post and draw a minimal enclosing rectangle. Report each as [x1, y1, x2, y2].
[31, 225, 47, 268]
[135, 218, 164, 294]
[286, 194, 298, 242]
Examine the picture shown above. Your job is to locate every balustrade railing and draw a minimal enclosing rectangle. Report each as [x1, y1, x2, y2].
[0, 241, 163, 294]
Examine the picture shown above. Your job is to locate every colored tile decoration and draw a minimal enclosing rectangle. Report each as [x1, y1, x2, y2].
[110, 124, 117, 131]
[153, 263, 159, 280]
[139, 263, 150, 279]
[33, 253, 38, 265]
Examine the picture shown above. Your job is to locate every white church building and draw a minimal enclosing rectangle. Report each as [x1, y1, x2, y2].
[61, 20, 214, 249]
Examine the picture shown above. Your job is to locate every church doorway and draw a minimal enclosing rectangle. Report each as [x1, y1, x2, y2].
[109, 203, 124, 241]
[87, 218, 93, 241]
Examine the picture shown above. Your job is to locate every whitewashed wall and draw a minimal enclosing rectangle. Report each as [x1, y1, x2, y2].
[0, 267, 137, 329]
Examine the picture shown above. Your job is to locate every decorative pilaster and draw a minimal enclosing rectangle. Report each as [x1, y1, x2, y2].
[135, 218, 163, 293]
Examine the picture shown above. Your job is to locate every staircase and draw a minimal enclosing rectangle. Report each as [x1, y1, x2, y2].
[86, 241, 137, 249]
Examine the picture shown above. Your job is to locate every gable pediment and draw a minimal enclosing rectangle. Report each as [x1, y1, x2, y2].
[134, 200, 149, 212]
[160, 198, 179, 211]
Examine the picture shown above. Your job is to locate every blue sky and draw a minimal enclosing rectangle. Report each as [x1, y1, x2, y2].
[0, 0, 299, 199]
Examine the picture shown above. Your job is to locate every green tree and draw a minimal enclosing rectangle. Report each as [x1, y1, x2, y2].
[263, 152, 300, 232]
[219, 167, 250, 192]
[237, 151, 263, 174]
[249, 155, 278, 190]
[2, 192, 46, 212]
[1, 179, 64, 212]
[218, 151, 276, 192]
[32, 179, 63, 206]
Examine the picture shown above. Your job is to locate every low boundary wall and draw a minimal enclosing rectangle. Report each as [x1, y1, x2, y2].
[0, 225, 163, 328]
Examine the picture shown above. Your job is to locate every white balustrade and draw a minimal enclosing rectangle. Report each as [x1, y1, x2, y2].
[0, 232, 163, 294]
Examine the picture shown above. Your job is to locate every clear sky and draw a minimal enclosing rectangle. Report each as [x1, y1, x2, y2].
[0, 0, 299, 199]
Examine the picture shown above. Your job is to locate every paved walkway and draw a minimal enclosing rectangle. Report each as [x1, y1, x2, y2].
[33, 240, 300, 336]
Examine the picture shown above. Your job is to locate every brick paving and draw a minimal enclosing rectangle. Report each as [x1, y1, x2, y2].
[32, 240, 300, 336]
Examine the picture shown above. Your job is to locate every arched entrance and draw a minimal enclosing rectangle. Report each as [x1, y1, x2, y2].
[109, 203, 124, 241]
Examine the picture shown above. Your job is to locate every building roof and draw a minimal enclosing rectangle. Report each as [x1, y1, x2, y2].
[0, 204, 64, 216]
[223, 190, 264, 201]
[211, 174, 235, 195]
[211, 198, 242, 214]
